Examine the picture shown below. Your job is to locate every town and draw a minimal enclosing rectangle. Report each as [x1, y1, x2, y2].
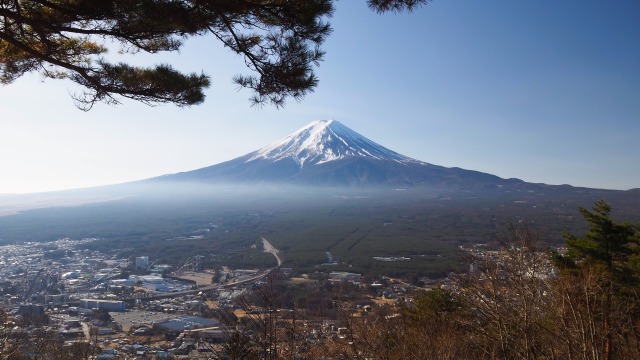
[0, 237, 428, 359]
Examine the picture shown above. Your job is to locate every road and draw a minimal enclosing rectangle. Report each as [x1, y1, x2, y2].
[261, 237, 282, 266]
[381, 276, 432, 290]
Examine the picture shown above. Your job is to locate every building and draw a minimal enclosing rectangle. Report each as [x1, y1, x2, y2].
[18, 304, 44, 316]
[133, 275, 169, 291]
[80, 299, 125, 312]
[150, 264, 172, 275]
[156, 316, 221, 335]
[184, 326, 231, 342]
[329, 271, 362, 283]
[135, 256, 149, 270]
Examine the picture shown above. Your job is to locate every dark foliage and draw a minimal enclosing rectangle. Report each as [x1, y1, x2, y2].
[0, 0, 430, 109]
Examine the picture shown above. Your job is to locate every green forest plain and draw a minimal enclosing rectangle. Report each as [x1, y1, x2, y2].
[1, 185, 639, 280]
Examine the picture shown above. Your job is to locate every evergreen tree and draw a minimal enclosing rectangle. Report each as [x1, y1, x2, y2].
[0, 0, 430, 110]
[558, 200, 638, 289]
[553, 200, 639, 360]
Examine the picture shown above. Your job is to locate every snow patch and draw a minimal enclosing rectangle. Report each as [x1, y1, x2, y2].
[246, 119, 424, 168]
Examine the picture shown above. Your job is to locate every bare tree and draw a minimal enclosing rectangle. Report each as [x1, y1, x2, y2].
[456, 224, 557, 360]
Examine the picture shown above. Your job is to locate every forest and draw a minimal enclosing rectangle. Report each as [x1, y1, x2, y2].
[2, 186, 639, 281]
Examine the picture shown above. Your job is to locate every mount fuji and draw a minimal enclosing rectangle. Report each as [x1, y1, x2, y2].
[2, 120, 639, 252]
[157, 119, 523, 189]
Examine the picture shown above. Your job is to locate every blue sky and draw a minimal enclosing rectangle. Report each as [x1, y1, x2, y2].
[1, 0, 639, 193]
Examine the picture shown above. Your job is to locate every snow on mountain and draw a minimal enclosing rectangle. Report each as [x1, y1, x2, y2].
[246, 119, 423, 167]
[155, 119, 522, 188]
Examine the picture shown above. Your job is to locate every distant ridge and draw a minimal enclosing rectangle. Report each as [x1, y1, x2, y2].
[156, 119, 525, 189]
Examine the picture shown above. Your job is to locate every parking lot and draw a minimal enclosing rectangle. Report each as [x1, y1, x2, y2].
[111, 310, 170, 332]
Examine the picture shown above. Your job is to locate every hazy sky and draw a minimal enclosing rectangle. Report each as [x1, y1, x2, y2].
[1, 1, 639, 194]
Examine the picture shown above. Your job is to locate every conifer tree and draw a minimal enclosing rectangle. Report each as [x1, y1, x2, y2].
[558, 200, 639, 298]
[0, 0, 430, 110]
[554, 200, 639, 360]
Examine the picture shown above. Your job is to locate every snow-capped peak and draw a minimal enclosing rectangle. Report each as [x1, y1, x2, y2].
[246, 119, 422, 167]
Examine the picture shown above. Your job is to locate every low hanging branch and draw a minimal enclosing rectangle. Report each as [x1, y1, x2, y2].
[0, 0, 429, 110]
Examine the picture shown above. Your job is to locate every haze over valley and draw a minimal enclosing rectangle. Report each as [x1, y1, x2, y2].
[1, 120, 638, 279]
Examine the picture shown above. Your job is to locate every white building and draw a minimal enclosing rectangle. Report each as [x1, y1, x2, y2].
[80, 299, 125, 312]
[135, 256, 149, 269]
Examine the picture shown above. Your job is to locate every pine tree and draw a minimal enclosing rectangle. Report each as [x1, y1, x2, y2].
[560, 200, 638, 290]
[554, 200, 639, 360]
[0, 0, 430, 110]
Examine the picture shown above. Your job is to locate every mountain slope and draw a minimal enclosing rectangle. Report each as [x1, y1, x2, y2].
[246, 119, 417, 166]
[157, 119, 524, 189]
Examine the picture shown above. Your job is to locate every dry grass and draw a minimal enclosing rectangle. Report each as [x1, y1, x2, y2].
[173, 271, 214, 286]
[290, 277, 316, 285]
